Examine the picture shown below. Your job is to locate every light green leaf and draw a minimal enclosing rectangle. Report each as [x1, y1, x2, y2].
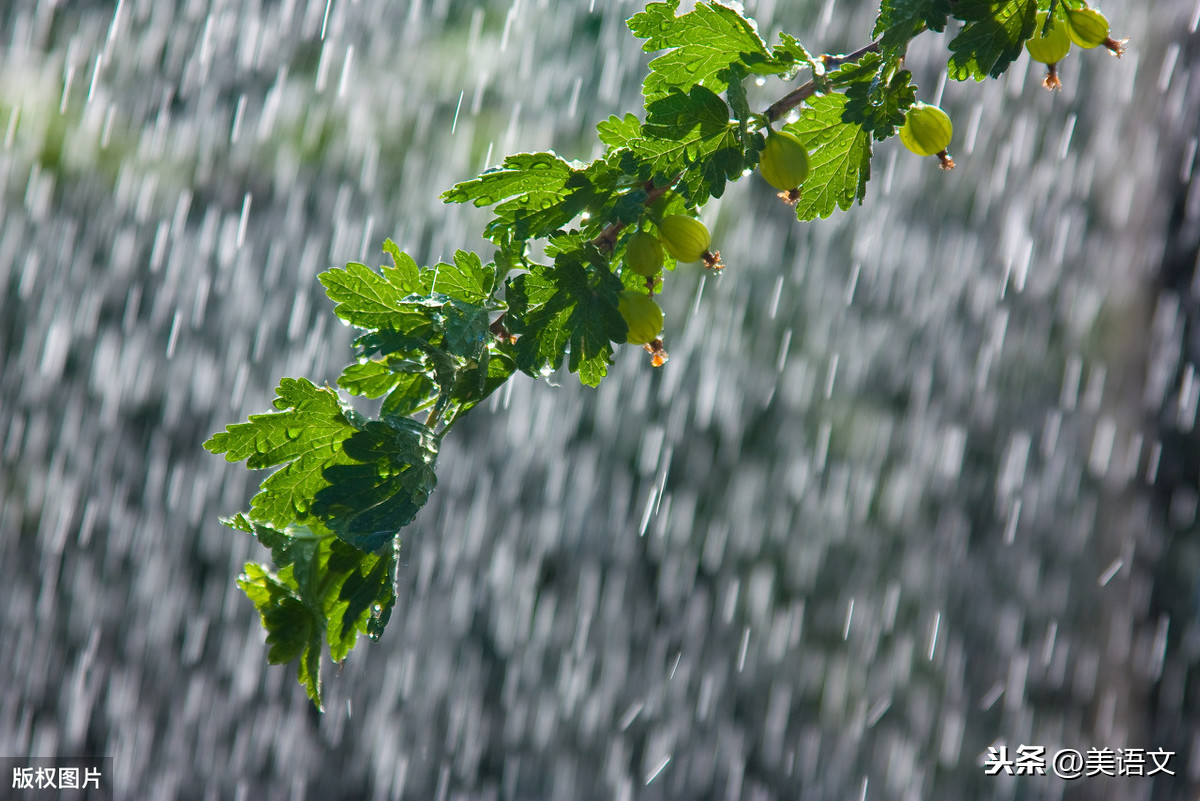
[319, 262, 432, 333]
[785, 91, 873, 220]
[204, 378, 359, 526]
[380, 239, 427, 294]
[597, 113, 642, 150]
[628, 1, 772, 101]
[441, 151, 572, 206]
[433, 250, 494, 305]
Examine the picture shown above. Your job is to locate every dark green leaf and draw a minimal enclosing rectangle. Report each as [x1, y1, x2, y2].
[324, 539, 396, 661]
[506, 250, 626, 387]
[312, 418, 439, 553]
[840, 56, 917, 141]
[380, 372, 438, 420]
[721, 63, 754, 156]
[633, 85, 744, 202]
[785, 91, 873, 221]
[239, 562, 324, 706]
[224, 513, 323, 595]
[355, 330, 459, 396]
[204, 378, 359, 526]
[441, 299, 489, 362]
[628, 1, 772, 101]
[233, 518, 398, 705]
[874, 0, 953, 59]
[446, 348, 517, 419]
[948, 0, 1038, 81]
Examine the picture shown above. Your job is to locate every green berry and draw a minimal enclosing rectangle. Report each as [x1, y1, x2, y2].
[899, 103, 953, 158]
[1065, 8, 1109, 49]
[624, 231, 664, 277]
[658, 215, 711, 263]
[1026, 11, 1072, 64]
[759, 129, 810, 192]
[618, 291, 663, 346]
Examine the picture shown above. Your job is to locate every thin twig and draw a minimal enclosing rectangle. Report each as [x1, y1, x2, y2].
[765, 40, 881, 122]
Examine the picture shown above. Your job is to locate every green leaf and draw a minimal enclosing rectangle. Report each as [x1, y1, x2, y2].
[380, 239, 427, 293]
[433, 250, 494, 306]
[441, 152, 618, 242]
[339, 359, 439, 421]
[224, 513, 323, 593]
[231, 517, 398, 706]
[874, 0, 954, 59]
[312, 418, 439, 553]
[628, 1, 772, 102]
[381, 372, 438, 420]
[785, 91, 873, 221]
[324, 539, 397, 660]
[597, 113, 642, 150]
[721, 62, 754, 152]
[840, 55, 917, 141]
[948, 0, 1038, 81]
[339, 359, 404, 398]
[489, 173, 607, 242]
[239, 563, 324, 706]
[771, 33, 825, 87]
[442, 151, 572, 206]
[441, 300, 489, 362]
[205, 378, 359, 527]
[632, 85, 744, 202]
[355, 330, 459, 397]
[320, 262, 432, 333]
[506, 250, 626, 387]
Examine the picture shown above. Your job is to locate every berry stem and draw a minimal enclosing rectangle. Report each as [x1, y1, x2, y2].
[1042, 63, 1062, 91]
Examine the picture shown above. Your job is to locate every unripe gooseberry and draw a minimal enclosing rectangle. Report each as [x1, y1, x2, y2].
[759, 129, 810, 193]
[899, 103, 952, 157]
[624, 231, 664, 277]
[1065, 8, 1109, 49]
[617, 291, 663, 346]
[1025, 11, 1072, 64]
[658, 215, 711, 263]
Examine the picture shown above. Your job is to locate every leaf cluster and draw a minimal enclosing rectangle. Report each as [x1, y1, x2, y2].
[208, 0, 1123, 705]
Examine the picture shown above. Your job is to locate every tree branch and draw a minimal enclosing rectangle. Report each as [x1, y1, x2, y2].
[590, 39, 882, 254]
